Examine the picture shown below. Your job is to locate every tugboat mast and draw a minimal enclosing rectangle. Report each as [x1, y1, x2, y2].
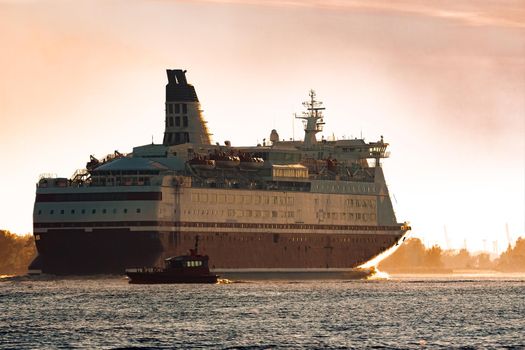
[296, 90, 325, 148]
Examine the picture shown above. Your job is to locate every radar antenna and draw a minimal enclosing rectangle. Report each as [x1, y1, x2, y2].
[295, 90, 325, 147]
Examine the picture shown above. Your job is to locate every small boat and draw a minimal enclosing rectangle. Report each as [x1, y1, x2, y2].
[125, 237, 218, 284]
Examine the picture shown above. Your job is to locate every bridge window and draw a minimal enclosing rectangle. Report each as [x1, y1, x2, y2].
[182, 103, 187, 113]
[175, 103, 180, 113]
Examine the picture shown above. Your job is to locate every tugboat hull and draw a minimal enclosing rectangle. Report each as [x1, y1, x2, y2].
[126, 270, 218, 284]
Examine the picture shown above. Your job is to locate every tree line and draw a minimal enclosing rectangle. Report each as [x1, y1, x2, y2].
[0, 230, 37, 275]
[1, 230, 524, 275]
[379, 237, 525, 273]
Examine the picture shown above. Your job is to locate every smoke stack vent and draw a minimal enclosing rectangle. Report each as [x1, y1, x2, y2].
[163, 69, 211, 146]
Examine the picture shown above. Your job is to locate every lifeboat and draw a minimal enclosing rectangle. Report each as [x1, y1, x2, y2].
[239, 153, 264, 171]
[188, 155, 216, 170]
[210, 151, 240, 168]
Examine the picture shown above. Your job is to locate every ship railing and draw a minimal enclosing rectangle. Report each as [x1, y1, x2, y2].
[38, 173, 57, 180]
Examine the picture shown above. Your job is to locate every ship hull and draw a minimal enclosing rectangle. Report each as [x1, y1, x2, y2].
[33, 228, 163, 275]
[32, 225, 405, 276]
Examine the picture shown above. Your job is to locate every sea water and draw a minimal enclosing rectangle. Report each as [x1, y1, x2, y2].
[1, 275, 524, 349]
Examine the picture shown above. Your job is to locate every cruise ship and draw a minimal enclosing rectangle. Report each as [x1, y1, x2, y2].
[30, 69, 410, 277]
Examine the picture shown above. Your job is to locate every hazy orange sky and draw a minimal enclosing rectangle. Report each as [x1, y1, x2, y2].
[1, 0, 524, 252]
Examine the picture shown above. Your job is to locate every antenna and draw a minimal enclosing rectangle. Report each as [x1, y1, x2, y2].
[296, 90, 325, 147]
[151, 135, 154, 144]
[293, 113, 296, 141]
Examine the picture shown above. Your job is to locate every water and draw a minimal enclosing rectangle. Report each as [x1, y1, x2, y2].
[1, 275, 524, 349]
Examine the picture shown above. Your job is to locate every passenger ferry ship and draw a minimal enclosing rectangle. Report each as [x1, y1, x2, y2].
[30, 69, 410, 276]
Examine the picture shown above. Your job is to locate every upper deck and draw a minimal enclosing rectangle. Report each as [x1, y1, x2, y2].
[35, 70, 392, 197]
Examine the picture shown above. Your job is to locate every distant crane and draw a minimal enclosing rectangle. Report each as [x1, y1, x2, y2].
[492, 240, 498, 255]
[443, 225, 451, 250]
[505, 223, 512, 249]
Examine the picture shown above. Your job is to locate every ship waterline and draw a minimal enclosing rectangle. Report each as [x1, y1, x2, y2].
[31, 69, 409, 276]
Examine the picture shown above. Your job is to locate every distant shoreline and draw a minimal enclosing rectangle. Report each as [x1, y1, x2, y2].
[386, 269, 525, 277]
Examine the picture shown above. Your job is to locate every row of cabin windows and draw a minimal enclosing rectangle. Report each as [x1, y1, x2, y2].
[167, 116, 189, 128]
[313, 197, 375, 209]
[167, 103, 188, 114]
[316, 212, 376, 222]
[38, 208, 142, 215]
[191, 193, 294, 206]
[91, 177, 151, 186]
[166, 132, 189, 144]
[312, 183, 375, 193]
[183, 209, 295, 218]
[190, 193, 374, 209]
[183, 233, 389, 245]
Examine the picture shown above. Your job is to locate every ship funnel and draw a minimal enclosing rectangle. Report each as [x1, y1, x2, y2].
[163, 69, 211, 146]
[167, 69, 188, 85]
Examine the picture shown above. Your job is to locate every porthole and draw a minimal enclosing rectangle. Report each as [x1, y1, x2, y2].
[136, 208, 141, 213]
[60, 210, 64, 214]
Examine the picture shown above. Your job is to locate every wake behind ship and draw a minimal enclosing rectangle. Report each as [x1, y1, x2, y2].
[30, 69, 410, 276]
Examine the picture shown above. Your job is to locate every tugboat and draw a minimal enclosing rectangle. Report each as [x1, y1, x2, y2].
[125, 236, 219, 284]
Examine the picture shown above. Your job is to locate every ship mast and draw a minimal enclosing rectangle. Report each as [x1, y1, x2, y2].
[296, 90, 325, 147]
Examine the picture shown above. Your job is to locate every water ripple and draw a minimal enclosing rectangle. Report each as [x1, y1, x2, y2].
[0, 277, 524, 349]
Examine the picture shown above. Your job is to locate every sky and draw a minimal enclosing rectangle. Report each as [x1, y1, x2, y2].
[1, 0, 524, 253]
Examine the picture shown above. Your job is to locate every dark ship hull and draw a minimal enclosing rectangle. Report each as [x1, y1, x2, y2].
[33, 228, 162, 275]
[32, 224, 405, 276]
